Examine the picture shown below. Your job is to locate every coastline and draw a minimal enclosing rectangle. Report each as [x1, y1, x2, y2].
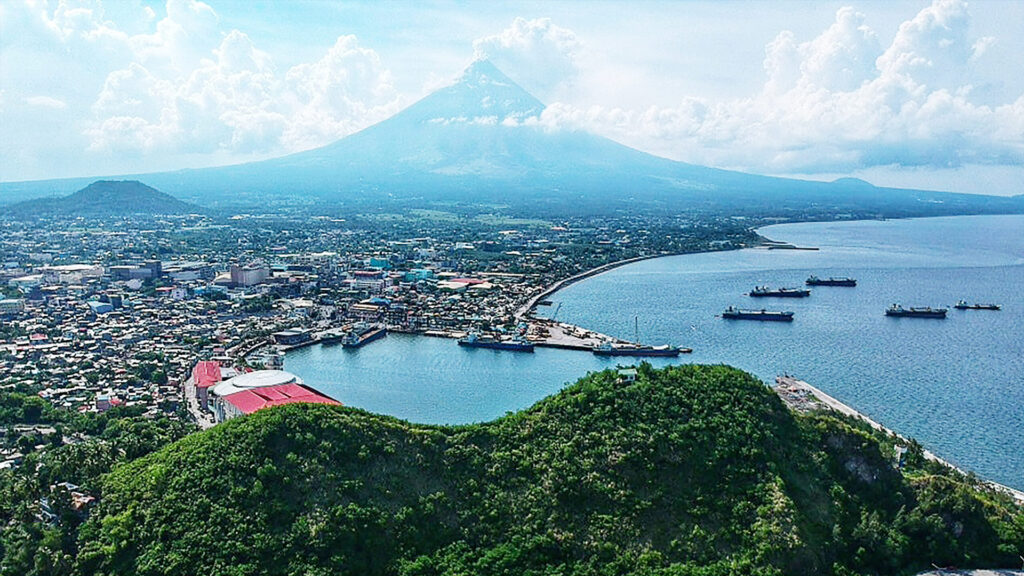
[777, 376, 1024, 505]
[519, 224, 1024, 502]
[515, 252, 689, 320]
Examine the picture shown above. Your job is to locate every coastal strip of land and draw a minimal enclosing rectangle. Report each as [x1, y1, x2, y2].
[775, 376, 1024, 505]
[515, 253, 670, 320]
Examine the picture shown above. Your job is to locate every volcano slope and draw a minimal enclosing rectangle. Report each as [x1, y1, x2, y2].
[78, 364, 1023, 576]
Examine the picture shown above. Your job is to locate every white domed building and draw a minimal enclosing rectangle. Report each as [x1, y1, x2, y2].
[209, 369, 338, 422]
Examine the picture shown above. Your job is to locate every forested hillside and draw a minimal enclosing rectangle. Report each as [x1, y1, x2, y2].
[71, 365, 1024, 575]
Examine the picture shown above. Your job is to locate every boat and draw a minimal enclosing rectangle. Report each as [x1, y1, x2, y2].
[748, 286, 811, 298]
[458, 332, 535, 352]
[806, 275, 856, 287]
[592, 341, 683, 357]
[721, 306, 794, 322]
[885, 304, 947, 318]
[342, 323, 388, 347]
[590, 316, 687, 356]
[954, 300, 1000, 310]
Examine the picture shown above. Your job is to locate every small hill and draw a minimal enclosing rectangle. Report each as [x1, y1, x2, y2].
[832, 177, 875, 188]
[5, 180, 196, 217]
[76, 365, 1023, 575]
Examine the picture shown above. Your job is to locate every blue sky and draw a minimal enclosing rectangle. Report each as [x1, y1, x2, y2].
[1, 0, 1022, 195]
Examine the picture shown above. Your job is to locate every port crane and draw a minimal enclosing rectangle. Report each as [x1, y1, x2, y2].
[549, 302, 562, 322]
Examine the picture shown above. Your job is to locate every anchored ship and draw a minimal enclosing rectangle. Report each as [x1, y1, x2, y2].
[885, 304, 947, 318]
[721, 306, 794, 322]
[458, 332, 535, 352]
[342, 323, 388, 347]
[748, 286, 810, 298]
[954, 300, 1000, 310]
[806, 275, 856, 287]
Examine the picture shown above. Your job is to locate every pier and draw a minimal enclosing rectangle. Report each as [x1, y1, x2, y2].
[528, 319, 625, 351]
[775, 376, 1024, 505]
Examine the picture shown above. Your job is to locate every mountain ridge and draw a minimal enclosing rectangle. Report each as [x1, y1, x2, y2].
[1, 60, 1023, 216]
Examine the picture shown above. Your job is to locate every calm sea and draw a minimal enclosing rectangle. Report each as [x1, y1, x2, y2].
[286, 215, 1024, 490]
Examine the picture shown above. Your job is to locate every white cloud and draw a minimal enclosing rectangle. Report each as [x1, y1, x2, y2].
[282, 35, 400, 151]
[531, 0, 1024, 175]
[75, 2, 402, 158]
[473, 17, 582, 100]
[1, 0, 1021, 188]
[25, 95, 68, 109]
[1, 0, 402, 177]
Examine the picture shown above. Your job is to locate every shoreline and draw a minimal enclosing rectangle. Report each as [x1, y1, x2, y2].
[515, 251, 694, 320]
[517, 227, 1024, 503]
[776, 376, 1024, 505]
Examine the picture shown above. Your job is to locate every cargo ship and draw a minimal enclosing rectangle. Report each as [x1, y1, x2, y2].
[721, 306, 794, 322]
[342, 323, 388, 347]
[458, 332, 535, 352]
[748, 286, 810, 298]
[885, 304, 947, 318]
[954, 300, 1000, 310]
[806, 276, 856, 287]
[592, 341, 684, 357]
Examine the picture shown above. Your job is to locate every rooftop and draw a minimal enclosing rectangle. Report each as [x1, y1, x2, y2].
[192, 360, 222, 389]
[211, 369, 301, 397]
[222, 383, 339, 415]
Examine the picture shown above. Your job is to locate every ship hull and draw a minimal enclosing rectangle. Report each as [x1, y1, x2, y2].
[458, 340, 535, 352]
[722, 312, 794, 322]
[806, 279, 856, 287]
[593, 348, 681, 357]
[885, 310, 947, 318]
[954, 304, 1000, 310]
[749, 291, 810, 298]
[343, 328, 387, 348]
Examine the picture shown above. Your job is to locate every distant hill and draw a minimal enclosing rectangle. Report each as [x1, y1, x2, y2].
[2, 60, 1023, 217]
[4, 180, 196, 217]
[76, 365, 1023, 575]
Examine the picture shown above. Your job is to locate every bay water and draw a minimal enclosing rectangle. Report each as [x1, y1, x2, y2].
[286, 215, 1024, 489]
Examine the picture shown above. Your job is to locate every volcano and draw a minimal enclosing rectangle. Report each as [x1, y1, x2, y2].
[2, 60, 1022, 216]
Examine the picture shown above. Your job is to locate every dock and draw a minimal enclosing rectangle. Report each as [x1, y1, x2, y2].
[528, 319, 621, 350]
[526, 319, 692, 354]
[775, 376, 1024, 505]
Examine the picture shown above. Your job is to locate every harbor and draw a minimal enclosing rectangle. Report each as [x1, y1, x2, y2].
[276, 216, 1023, 492]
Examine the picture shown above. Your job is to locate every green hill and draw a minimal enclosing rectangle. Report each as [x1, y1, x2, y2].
[5, 180, 195, 218]
[76, 365, 1023, 575]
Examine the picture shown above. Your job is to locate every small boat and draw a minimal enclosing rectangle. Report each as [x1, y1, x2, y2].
[954, 300, 1000, 311]
[592, 341, 684, 357]
[748, 286, 810, 298]
[806, 276, 856, 287]
[592, 316, 687, 356]
[885, 304, 947, 318]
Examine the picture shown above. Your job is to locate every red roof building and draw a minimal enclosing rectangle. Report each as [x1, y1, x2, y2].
[219, 383, 339, 419]
[192, 361, 222, 388]
[191, 360, 222, 410]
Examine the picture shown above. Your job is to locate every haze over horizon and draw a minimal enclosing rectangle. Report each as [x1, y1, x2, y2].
[2, 0, 1023, 196]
